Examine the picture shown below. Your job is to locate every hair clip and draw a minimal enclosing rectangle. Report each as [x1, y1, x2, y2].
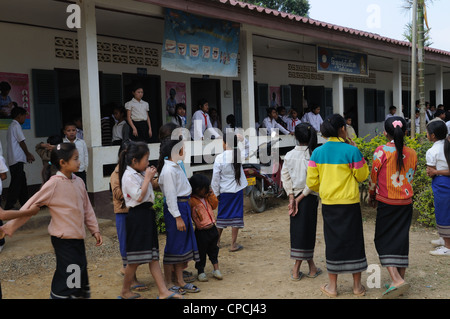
[56, 144, 61, 150]
[392, 120, 403, 128]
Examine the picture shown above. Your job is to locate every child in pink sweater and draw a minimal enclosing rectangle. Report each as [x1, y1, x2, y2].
[0, 143, 102, 299]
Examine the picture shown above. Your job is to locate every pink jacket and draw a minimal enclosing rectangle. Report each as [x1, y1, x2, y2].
[7, 172, 100, 239]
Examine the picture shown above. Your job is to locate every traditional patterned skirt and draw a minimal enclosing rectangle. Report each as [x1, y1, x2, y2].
[322, 203, 368, 274]
[216, 190, 244, 229]
[163, 198, 200, 264]
[375, 202, 412, 268]
[126, 202, 159, 264]
[290, 194, 319, 260]
[50, 236, 90, 299]
[432, 175, 450, 238]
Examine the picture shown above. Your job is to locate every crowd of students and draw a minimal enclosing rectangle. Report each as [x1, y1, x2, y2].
[0, 84, 448, 300]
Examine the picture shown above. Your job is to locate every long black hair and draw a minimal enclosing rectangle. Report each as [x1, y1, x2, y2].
[189, 173, 211, 197]
[427, 120, 450, 170]
[385, 116, 407, 172]
[45, 143, 77, 182]
[294, 122, 318, 156]
[157, 133, 184, 175]
[321, 114, 346, 138]
[223, 132, 242, 185]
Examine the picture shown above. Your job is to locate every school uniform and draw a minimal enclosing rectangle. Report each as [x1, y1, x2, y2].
[5, 119, 29, 210]
[158, 159, 199, 264]
[301, 112, 323, 133]
[369, 142, 418, 268]
[111, 120, 126, 145]
[211, 150, 248, 229]
[125, 98, 151, 143]
[307, 137, 369, 274]
[286, 117, 301, 133]
[5, 171, 100, 299]
[426, 140, 450, 238]
[121, 165, 159, 264]
[190, 193, 220, 274]
[261, 117, 290, 135]
[281, 145, 319, 260]
[63, 136, 88, 187]
[189, 110, 218, 140]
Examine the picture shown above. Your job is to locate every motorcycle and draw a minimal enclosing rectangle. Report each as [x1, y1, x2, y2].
[243, 138, 285, 213]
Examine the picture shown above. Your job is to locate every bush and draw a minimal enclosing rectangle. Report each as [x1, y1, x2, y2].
[153, 191, 166, 233]
[354, 133, 435, 227]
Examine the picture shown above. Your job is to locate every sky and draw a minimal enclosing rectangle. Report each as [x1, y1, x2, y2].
[308, 0, 450, 52]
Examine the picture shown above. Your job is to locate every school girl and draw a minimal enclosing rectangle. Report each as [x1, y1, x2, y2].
[211, 133, 248, 252]
[1, 143, 102, 299]
[369, 117, 418, 298]
[158, 136, 201, 293]
[306, 114, 369, 297]
[281, 123, 321, 280]
[125, 84, 152, 143]
[426, 119, 450, 257]
[118, 141, 181, 299]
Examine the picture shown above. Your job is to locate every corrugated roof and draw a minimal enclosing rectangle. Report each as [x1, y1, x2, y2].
[218, 0, 450, 57]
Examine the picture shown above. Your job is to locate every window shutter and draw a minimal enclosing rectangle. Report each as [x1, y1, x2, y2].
[100, 73, 123, 108]
[32, 69, 61, 137]
[376, 90, 386, 122]
[364, 88, 376, 123]
[281, 85, 291, 108]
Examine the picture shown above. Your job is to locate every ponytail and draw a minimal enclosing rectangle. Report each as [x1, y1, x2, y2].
[294, 122, 318, 156]
[321, 114, 346, 138]
[223, 133, 242, 185]
[385, 117, 407, 172]
[426, 120, 450, 169]
[157, 134, 183, 175]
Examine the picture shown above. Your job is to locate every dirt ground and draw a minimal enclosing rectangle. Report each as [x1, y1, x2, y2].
[0, 197, 449, 300]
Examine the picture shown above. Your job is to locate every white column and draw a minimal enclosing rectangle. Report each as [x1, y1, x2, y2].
[77, 0, 102, 192]
[240, 28, 255, 131]
[435, 65, 443, 106]
[393, 58, 403, 116]
[332, 74, 344, 115]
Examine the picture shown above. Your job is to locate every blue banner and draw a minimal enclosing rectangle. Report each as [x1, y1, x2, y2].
[317, 46, 368, 76]
[162, 9, 240, 77]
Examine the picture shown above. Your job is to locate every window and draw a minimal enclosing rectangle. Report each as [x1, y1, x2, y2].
[364, 88, 385, 123]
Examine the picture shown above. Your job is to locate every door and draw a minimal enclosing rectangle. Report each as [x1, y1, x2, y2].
[191, 78, 221, 121]
[344, 88, 358, 135]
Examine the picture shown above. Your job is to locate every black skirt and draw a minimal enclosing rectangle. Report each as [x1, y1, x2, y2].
[290, 194, 319, 260]
[374, 202, 412, 268]
[126, 202, 159, 264]
[130, 120, 151, 143]
[322, 203, 367, 274]
[50, 236, 90, 299]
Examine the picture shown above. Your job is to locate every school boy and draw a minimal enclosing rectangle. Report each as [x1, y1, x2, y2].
[62, 122, 89, 187]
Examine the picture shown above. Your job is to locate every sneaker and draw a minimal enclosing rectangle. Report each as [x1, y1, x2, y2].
[429, 246, 450, 256]
[197, 273, 208, 282]
[212, 269, 223, 280]
[431, 238, 445, 247]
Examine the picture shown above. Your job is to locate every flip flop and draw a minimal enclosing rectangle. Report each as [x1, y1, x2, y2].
[382, 282, 410, 299]
[117, 293, 142, 299]
[168, 285, 186, 295]
[157, 292, 184, 299]
[291, 271, 305, 281]
[320, 284, 337, 298]
[229, 244, 243, 252]
[306, 268, 323, 278]
[131, 284, 149, 292]
[353, 285, 366, 297]
[181, 283, 201, 293]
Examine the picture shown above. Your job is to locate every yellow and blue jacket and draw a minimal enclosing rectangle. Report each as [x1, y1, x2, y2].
[306, 137, 369, 205]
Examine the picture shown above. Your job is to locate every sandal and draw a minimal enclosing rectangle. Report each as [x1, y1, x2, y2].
[181, 283, 201, 293]
[168, 285, 186, 295]
[117, 293, 142, 299]
[291, 271, 304, 281]
[306, 268, 323, 278]
[131, 284, 149, 292]
[320, 284, 337, 298]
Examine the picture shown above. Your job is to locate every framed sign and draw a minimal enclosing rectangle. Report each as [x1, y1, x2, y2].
[317, 46, 368, 76]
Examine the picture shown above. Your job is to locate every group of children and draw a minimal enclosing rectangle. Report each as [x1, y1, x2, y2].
[281, 113, 450, 299]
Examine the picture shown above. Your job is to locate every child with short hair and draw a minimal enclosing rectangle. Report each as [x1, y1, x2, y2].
[307, 114, 369, 298]
[35, 135, 63, 183]
[369, 117, 418, 299]
[125, 85, 152, 143]
[63, 122, 88, 187]
[189, 173, 222, 282]
[281, 123, 321, 281]
[112, 106, 127, 146]
[1, 143, 102, 299]
[286, 108, 302, 133]
[425, 120, 450, 256]
[172, 103, 187, 128]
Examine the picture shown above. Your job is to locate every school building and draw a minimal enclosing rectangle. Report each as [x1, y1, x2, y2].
[1, 0, 450, 218]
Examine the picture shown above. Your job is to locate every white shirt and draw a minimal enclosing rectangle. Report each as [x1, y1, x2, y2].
[301, 112, 323, 133]
[446, 121, 450, 135]
[0, 141, 8, 195]
[261, 117, 290, 135]
[121, 165, 155, 207]
[158, 159, 192, 218]
[112, 120, 126, 141]
[281, 145, 315, 197]
[125, 98, 149, 121]
[63, 137, 89, 172]
[189, 110, 219, 140]
[211, 150, 248, 196]
[286, 117, 301, 133]
[426, 139, 449, 171]
[6, 119, 26, 166]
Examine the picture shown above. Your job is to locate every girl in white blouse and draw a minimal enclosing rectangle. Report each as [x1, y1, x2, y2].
[211, 133, 248, 252]
[281, 123, 322, 280]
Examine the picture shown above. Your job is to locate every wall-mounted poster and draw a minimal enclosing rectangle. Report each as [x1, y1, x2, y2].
[0, 72, 31, 130]
[162, 9, 240, 77]
[165, 81, 186, 120]
[317, 46, 368, 76]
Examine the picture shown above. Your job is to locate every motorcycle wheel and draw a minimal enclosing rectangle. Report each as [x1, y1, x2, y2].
[249, 179, 266, 213]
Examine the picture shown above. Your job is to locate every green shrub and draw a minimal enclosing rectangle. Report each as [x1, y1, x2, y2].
[354, 133, 435, 227]
[153, 191, 166, 233]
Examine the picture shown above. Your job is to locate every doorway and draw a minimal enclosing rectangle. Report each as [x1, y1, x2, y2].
[191, 78, 221, 122]
[344, 88, 358, 135]
[56, 68, 81, 128]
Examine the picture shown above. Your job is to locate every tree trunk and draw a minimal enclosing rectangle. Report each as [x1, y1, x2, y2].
[418, 1, 426, 134]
